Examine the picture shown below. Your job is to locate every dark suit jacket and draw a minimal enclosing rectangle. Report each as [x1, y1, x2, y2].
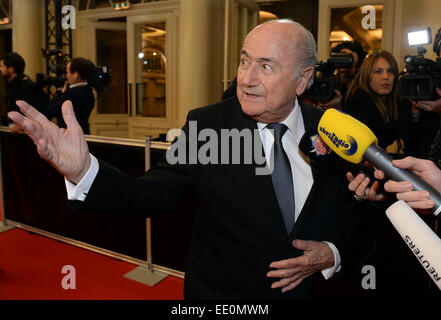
[45, 85, 95, 134]
[1, 74, 49, 126]
[344, 89, 440, 158]
[344, 89, 398, 150]
[74, 96, 359, 299]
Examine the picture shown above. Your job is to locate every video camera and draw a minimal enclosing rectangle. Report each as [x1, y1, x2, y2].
[398, 27, 441, 100]
[91, 65, 112, 95]
[301, 52, 353, 101]
[36, 49, 69, 88]
[36, 48, 112, 95]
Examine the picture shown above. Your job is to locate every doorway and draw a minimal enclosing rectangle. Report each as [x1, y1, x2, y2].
[76, 3, 178, 139]
[0, 28, 11, 121]
[96, 28, 128, 116]
[317, 0, 397, 61]
[126, 13, 175, 140]
[329, 5, 383, 56]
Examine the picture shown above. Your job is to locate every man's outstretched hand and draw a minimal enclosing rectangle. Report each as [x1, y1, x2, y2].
[8, 100, 90, 184]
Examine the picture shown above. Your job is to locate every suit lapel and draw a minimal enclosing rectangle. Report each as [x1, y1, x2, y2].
[290, 101, 325, 237]
[290, 161, 323, 238]
[227, 98, 289, 236]
[298, 101, 323, 180]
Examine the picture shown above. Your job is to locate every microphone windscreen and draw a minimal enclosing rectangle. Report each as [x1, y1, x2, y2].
[317, 108, 378, 164]
[386, 200, 441, 290]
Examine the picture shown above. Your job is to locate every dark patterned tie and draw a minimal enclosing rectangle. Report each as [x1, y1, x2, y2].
[267, 123, 295, 233]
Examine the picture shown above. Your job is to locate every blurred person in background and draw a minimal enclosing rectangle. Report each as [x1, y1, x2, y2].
[45, 57, 96, 134]
[0, 52, 49, 126]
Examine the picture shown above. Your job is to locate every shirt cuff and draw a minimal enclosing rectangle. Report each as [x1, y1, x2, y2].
[65, 154, 99, 201]
[321, 241, 341, 280]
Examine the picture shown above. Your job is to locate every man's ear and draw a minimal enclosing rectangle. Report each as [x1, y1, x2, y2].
[295, 67, 314, 96]
[7, 66, 15, 74]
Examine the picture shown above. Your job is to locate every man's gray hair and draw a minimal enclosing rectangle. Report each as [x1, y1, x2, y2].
[260, 19, 317, 88]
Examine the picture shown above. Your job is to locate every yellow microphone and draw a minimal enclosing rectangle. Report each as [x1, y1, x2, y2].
[318, 108, 441, 217]
[317, 108, 377, 164]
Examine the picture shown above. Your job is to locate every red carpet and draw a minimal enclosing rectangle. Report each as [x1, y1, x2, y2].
[0, 228, 184, 300]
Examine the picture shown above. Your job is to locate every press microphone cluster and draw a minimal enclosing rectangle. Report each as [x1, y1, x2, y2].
[317, 108, 441, 217]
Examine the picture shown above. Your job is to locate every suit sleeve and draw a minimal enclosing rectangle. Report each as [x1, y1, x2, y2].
[45, 91, 66, 120]
[20, 81, 49, 114]
[69, 111, 199, 217]
[399, 100, 441, 159]
[344, 90, 378, 131]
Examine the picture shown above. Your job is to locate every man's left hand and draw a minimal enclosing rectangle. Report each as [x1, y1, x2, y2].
[267, 239, 334, 293]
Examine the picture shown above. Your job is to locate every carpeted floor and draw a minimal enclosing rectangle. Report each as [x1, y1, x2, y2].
[0, 228, 184, 300]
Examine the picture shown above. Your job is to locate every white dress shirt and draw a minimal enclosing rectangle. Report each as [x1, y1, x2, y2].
[256, 98, 340, 279]
[69, 81, 88, 88]
[66, 98, 341, 279]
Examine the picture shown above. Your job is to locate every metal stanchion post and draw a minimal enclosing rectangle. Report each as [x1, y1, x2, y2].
[123, 136, 168, 286]
[0, 135, 15, 233]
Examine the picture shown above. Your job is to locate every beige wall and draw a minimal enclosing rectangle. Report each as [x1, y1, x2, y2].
[177, 0, 215, 127]
[12, 0, 45, 80]
[398, 0, 441, 69]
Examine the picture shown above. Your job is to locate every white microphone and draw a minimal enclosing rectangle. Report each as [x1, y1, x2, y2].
[386, 200, 441, 290]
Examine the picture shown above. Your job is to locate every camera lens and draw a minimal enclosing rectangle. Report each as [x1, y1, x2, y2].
[416, 81, 428, 94]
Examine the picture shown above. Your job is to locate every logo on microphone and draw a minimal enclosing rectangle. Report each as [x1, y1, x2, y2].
[342, 135, 358, 156]
[319, 127, 358, 156]
[310, 134, 329, 156]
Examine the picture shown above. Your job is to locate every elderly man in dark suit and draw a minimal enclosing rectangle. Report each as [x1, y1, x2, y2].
[8, 19, 359, 299]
